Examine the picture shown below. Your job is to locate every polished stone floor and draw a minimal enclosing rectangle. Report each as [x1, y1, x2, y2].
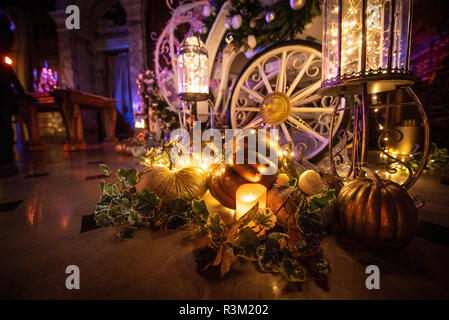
[0, 144, 448, 299]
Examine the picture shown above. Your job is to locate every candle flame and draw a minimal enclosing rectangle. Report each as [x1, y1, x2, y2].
[4, 56, 12, 65]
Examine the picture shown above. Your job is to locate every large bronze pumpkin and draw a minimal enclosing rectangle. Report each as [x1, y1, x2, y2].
[136, 165, 207, 202]
[230, 130, 282, 183]
[336, 177, 418, 248]
[207, 131, 280, 209]
[207, 164, 277, 209]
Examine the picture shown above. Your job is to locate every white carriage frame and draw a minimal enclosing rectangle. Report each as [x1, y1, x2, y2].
[153, 0, 346, 160]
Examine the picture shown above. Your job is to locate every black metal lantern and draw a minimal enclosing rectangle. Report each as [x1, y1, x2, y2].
[321, 0, 414, 95]
[322, 0, 430, 196]
[177, 31, 209, 101]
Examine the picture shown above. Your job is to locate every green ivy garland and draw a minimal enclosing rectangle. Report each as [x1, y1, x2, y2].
[202, 0, 321, 50]
[93, 154, 334, 288]
[407, 142, 449, 172]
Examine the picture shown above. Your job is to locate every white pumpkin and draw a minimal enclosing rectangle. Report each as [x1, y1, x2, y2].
[298, 170, 323, 195]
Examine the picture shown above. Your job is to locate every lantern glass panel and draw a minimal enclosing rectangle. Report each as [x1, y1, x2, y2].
[177, 34, 209, 101]
[366, 0, 392, 70]
[341, 0, 363, 75]
[323, 0, 340, 81]
[321, 0, 413, 93]
[392, 0, 411, 70]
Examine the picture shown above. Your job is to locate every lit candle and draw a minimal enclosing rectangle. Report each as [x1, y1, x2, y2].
[236, 183, 267, 220]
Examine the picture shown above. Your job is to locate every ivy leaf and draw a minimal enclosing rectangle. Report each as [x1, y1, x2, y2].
[295, 240, 308, 254]
[194, 246, 217, 272]
[308, 258, 331, 276]
[192, 199, 209, 224]
[99, 180, 105, 192]
[133, 189, 161, 217]
[259, 233, 288, 271]
[304, 189, 336, 213]
[268, 232, 289, 249]
[253, 208, 277, 230]
[281, 259, 306, 282]
[99, 163, 111, 177]
[94, 200, 113, 227]
[237, 227, 259, 259]
[162, 198, 193, 231]
[128, 210, 141, 226]
[208, 214, 223, 235]
[103, 183, 119, 196]
[256, 245, 265, 258]
[116, 168, 138, 187]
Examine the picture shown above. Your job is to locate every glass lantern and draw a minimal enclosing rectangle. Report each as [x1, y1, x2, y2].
[177, 31, 209, 101]
[321, 0, 414, 95]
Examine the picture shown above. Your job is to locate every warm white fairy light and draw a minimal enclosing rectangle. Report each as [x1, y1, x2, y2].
[323, 0, 411, 82]
[177, 32, 209, 101]
[135, 118, 145, 129]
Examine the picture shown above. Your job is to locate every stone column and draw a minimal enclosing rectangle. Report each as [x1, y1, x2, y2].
[120, 0, 146, 115]
[49, 10, 96, 91]
[49, 10, 77, 89]
[92, 53, 107, 96]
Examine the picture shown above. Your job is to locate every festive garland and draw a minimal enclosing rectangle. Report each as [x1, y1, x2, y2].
[407, 142, 449, 172]
[136, 70, 179, 133]
[94, 142, 335, 288]
[202, 0, 321, 50]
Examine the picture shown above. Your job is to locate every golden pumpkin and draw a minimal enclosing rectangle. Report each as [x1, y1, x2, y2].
[136, 165, 207, 202]
[207, 164, 277, 209]
[336, 177, 418, 248]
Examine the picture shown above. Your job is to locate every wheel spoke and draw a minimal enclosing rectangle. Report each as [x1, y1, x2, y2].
[291, 94, 321, 107]
[286, 54, 315, 97]
[257, 64, 273, 94]
[243, 116, 264, 129]
[241, 85, 265, 103]
[235, 107, 261, 112]
[280, 123, 294, 146]
[276, 51, 287, 93]
[291, 107, 334, 113]
[289, 82, 321, 105]
[287, 115, 326, 142]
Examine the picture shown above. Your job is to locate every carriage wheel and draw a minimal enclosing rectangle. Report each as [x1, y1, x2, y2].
[228, 40, 347, 161]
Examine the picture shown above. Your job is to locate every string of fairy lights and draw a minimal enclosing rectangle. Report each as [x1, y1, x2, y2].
[324, 0, 407, 81]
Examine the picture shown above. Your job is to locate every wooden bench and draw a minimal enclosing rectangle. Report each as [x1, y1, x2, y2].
[23, 89, 117, 151]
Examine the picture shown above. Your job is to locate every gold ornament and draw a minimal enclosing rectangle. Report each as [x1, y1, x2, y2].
[290, 0, 306, 11]
[231, 14, 243, 29]
[247, 35, 257, 49]
[225, 33, 234, 44]
[265, 10, 276, 23]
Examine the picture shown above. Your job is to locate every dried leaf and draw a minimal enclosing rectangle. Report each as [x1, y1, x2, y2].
[220, 247, 235, 278]
[213, 245, 223, 266]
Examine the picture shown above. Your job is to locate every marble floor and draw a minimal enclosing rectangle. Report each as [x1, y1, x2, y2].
[0, 144, 448, 300]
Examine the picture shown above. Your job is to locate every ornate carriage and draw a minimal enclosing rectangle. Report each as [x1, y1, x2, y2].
[153, 0, 347, 161]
